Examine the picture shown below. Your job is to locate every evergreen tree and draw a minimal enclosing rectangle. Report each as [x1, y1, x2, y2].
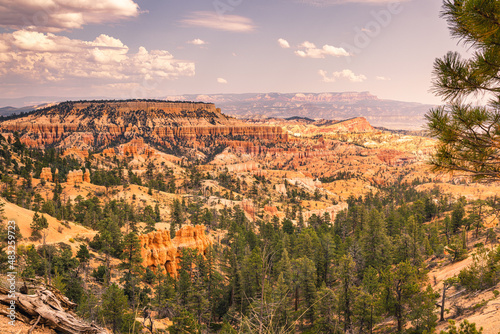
[292, 257, 317, 326]
[121, 232, 143, 273]
[426, 0, 500, 182]
[314, 284, 341, 333]
[409, 285, 439, 333]
[353, 267, 382, 334]
[30, 211, 48, 241]
[451, 201, 465, 233]
[168, 310, 201, 334]
[76, 244, 90, 265]
[154, 203, 161, 222]
[170, 199, 184, 238]
[100, 283, 129, 333]
[360, 209, 391, 270]
[336, 254, 356, 333]
[382, 261, 422, 333]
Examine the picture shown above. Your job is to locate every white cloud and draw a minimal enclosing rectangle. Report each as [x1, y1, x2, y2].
[180, 11, 255, 32]
[0, 0, 140, 32]
[217, 78, 228, 84]
[319, 69, 367, 83]
[296, 0, 407, 5]
[295, 41, 349, 58]
[278, 38, 290, 49]
[187, 38, 207, 45]
[376, 76, 391, 81]
[0, 30, 195, 82]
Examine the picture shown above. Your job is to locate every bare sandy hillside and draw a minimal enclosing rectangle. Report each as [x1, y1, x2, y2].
[2, 200, 97, 252]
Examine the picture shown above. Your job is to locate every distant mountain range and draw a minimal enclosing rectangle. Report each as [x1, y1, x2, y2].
[163, 92, 435, 130]
[0, 92, 435, 130]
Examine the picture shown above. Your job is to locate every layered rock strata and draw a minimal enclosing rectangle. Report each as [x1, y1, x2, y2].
[66, 169, 90, 186]
[0, 100, 287, 150]
[40, 167, 53, 182]
[138, 225, 212, 277]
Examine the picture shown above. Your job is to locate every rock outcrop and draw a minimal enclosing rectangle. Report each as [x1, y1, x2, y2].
[83, 169, 90, 183]
[138, 225, 212, 277]
[0, 100, 287, 155]
[302, 202, 348, 224]
[66, 169, 90, 186]
[66, 170, 84, 186]
[62, 147, 89, 160]
[40, 167, 53, 182]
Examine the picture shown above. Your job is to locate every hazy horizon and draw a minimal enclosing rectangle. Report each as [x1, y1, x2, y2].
[0, 0, 469, 105]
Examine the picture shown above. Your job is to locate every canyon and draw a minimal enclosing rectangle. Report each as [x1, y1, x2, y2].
[0, 100, 287, 158]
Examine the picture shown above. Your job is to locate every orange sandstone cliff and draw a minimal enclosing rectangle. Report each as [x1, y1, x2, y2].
[138, 225, 212, 277]
[0, 100, 287, 154]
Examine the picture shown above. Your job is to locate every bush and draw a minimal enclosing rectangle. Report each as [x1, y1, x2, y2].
[439, 320, 482, 334]
[92, 265, 107, 283]
[458, 245, 500, 291]
[30, 229, 42, 241]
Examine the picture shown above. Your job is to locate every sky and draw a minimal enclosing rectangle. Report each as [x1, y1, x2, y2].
[0, 0, 471, 105]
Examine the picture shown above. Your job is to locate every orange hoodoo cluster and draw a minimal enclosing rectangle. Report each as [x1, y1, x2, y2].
[138, 225, 212, 277]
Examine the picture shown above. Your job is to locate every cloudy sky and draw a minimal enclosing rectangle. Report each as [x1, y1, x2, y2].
[0, 0, 469, 104]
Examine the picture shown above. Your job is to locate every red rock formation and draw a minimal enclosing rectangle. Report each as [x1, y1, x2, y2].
[66, 169, 84, 186]
[102, 148, 115, 156]
[138, 225, 212, 277]
[40, 167, 53, 182]
[264, 205, 278, 216]
[0, 101, 287, 151]
[223, 162, 260, 173]
[83, 169, 90, 183]
[377, 150, 415, 166]
[241, 199, 256, 218]
[62, 147, 89, 159]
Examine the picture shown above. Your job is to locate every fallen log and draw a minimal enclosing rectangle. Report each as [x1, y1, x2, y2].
[0, 285, 107, 334]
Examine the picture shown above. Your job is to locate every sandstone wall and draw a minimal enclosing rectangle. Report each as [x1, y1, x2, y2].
[40, 167, 53, 182]
[139, 225, 212, 277]
[66, 169, 90, 186]
[62, 147, 89, 159]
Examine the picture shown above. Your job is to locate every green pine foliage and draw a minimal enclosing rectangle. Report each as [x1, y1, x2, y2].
[426, 0, 500, 181]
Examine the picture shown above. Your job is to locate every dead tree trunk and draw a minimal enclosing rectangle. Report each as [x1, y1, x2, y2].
[0, 285, 107, 334]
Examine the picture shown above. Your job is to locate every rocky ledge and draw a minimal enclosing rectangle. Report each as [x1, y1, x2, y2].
[0, 100, 288, 155]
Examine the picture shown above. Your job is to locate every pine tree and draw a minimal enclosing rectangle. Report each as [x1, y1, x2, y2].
[353, 267, 382, 334]
[336, 254, 356, 333]
[409, 285, 439, 333]
[0, 200, 5, 219]
[30, 211, 48, 241]
[121, 232, 143, 273]
[382, 261, 422, 333]
[76, 244, 90, 279]
[360, 209, 391, 270]
[100, 283, 129, 333]
[314, 284, 341, 333]
[170, 199, 183, 238]
[168, 310, 201, 334]
[426, 0, 500, 182]
[154, 203, 161, 222]
[292, 257, 317, 326]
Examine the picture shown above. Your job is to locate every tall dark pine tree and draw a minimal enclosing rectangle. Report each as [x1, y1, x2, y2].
[426, 0, 500, 182]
